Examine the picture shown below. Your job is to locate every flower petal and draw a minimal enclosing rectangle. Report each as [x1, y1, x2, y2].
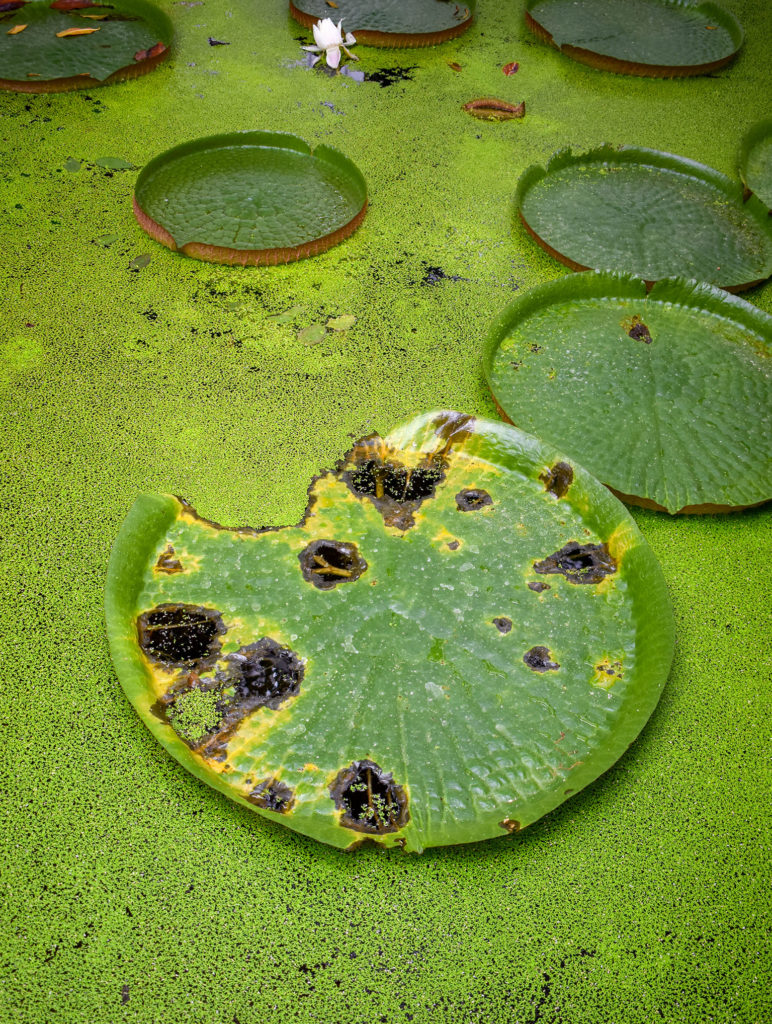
[326, 45, 341, 69]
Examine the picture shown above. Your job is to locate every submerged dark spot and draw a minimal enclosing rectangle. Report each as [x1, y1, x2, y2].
[299, 539, 368, 589]
[524, 646, 560, 672]
[456, 488, 493, 512]
[533, 542, 617, 585]
[366, 66, 418, 88]
[330, 760, 409, 835]
[154, 545, 183, 575]
[419, 264, 467, 286]
[493, 617, 512, 634]
[137, 604, 225, 669]
[247, 778, 295, 813]
[540, 462, 574, 499]
[447, 539, 460, 551]
[528, 581, 551, 593]
[222, 638, 304, 710]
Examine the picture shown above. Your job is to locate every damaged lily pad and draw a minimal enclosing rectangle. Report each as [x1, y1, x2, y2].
[484, 273, 772, 514]
[105, 412, 674, 852]
[517, 145, 772, 291]
[0, 0, 171, 93]
[289, 0, 475, 47]
[525, 0, 742, 77]
[133, 131, 368, 266]
[739, 118, 772, 210]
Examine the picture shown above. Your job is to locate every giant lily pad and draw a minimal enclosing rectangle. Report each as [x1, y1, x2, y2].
[524, 0, 742, 77]
[484, 275, 772, 514]
[289, 0, 475, 47]
[105, 412, 674, 852]
[133, 131, 368, 266]
[517, 145, 772, 291]
[739, 118, 772, 210]
[0, 0, 171, 93]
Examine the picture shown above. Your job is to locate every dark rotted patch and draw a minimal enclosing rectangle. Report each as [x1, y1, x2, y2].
[499, 818, 521, 834]
[447, 539, 460, 550]
[330, 759, 409, 835]
[533, 542, 617, 585]
[247, 778, 295, 813]
[221, 638, 304, 711]
[137, 604, 225, 669]
[493, 617, 513, 634]
[524, 646, 560, 672]
[528, 581, 551, 593]
[540, 461, 574, 499]
[299, 539, 367, 590]
[367, 66, 418, 87]
[154, 545, 183, 575]
[623, 314, 653, 344]
[343, 452, 445, 531]
[455, 488, 493, 512]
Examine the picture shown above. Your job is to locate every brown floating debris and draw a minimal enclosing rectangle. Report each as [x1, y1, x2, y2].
[463, 97, 525, 121]
[6, 22, 26, 32]
[502, 61, 519, 75]
[56, 26, 100, 36]
[448, 61, 462, 72]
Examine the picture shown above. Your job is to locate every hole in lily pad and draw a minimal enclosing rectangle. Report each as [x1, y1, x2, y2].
[455, 488, 492, 511]
[247, 778, 295, 813]
[137, 603, 225, 669]
[534, 542, 616, 585]
[222, 638, 304, 710]
[523, 646, 560, 672]
[330, 760, 409, 835]
[540, 461, 573, 498]
[299, 539, 368, 589]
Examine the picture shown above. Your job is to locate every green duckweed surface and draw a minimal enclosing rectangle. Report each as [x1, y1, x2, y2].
[1, 1, 770, 1021]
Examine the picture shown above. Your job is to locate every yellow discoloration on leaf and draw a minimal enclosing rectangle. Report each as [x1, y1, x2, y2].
[220, 706, 292, 768]
[431, 526, 460, 548]
[303, 763, 319, 772]
[592, 657, 624, 690]
[56, 26, 101, 36]
[605, 521, 636, 566]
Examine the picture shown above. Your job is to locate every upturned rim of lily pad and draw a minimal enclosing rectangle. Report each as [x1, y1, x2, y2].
[133, 130, 368, 267]
[739, 117, 772, 208]
[516, 144, 772, 293]
[524, 0, 743, 78]
[289, 0, 475, 48]
[483, 272, 772, 514]
[0, 0, 172, 94]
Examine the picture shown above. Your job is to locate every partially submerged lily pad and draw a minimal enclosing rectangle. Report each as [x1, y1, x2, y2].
[517, 145, 772, 291]
[0, 0, 172, 93]
[739, 118, 772, 210]
[289, 0, 475, 47]
[134, 130, 368, 266]
[105, 412, 674, 852]
[133, 131, 368, 266]
[525, 0, 742, 76]
[484, 274, 772, 514]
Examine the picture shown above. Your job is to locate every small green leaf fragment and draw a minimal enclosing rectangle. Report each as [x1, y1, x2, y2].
[327, 314, 356, 332]
[97, 233, 120, 245]
[298, 324, 327, 345]
[96, 156, 135, 170]
[64, 158, 82, 173]
[267, 305, 304, 324]
[129, 254, 151, 270]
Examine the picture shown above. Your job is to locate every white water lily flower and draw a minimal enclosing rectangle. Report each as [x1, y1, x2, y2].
[302, 17, 357, 70]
